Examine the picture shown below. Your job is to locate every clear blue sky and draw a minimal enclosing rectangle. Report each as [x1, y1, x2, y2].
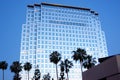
[0, 0, 120, 80]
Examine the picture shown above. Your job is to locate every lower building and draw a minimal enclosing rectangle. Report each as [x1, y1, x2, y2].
[83, 54, 120, 80]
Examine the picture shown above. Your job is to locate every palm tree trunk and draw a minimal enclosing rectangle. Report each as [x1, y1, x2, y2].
[28, 71, 29, 80]
[3, 70, 4, 80]
[56, 64, 58, 80]
[80, 62, 83, 80]
[67, 72, 69, 80]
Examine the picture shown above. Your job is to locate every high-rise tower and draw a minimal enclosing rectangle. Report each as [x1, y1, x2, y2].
[20, 3, 108, 80]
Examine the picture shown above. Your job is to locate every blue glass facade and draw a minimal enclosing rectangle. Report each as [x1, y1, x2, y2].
[20, 3, 108, 80]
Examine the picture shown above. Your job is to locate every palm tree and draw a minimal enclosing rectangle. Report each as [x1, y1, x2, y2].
[64, 59, 73, 80]
[10, 61, 22, 80]
[0, 61, 8, 80]
[23, 62, 32, 80]
[83, 55, 96, 69]
[43, 73, 51, 80]
[72, 48, 87, 79]
[33, 68, 41, 80]
[59, 61, 65, 80]
[49, 51, 61, 80]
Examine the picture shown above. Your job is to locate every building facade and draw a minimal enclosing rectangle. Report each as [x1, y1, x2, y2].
[20, 3, 108, 80]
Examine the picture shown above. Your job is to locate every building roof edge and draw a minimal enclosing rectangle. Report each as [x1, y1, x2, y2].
[41, 2, 90, 11]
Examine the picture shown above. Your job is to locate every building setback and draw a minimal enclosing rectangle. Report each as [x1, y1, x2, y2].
[20, 2, 108, 80]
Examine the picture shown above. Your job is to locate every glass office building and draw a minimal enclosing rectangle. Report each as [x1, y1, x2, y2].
[20, 3, 108, 80]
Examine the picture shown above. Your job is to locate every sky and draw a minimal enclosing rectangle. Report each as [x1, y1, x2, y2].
[0, 0, 120, 80]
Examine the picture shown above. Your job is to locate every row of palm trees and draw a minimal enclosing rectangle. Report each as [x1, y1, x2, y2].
[50, 48, 96, 80]
[0, 48, 96, 80]
[0, 61, 41, 80]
